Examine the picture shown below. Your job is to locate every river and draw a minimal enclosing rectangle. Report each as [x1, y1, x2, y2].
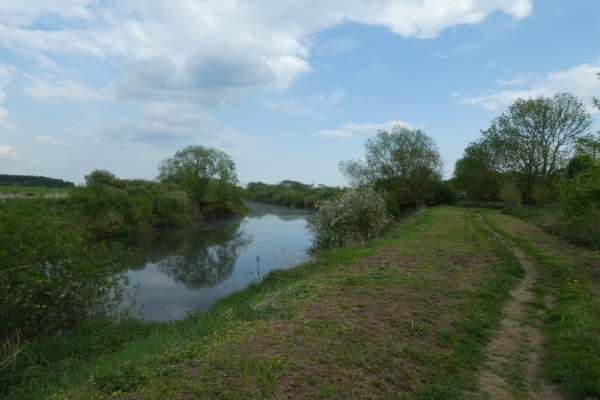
[118, 202, 314, 321]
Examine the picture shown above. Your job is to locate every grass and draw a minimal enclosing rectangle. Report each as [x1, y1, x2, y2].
[480, 210, 600, 398]
[502, 205, 600, 250]
[4, 207, 527, 399]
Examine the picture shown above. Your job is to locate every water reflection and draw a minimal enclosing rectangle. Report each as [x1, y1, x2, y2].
[116, 202, 313, 321]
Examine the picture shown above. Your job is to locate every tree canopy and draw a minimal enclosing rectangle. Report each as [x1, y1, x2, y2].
[480, 93, 591, 199]
[157, 145, 246, 215]
[339, 124, 444, 208]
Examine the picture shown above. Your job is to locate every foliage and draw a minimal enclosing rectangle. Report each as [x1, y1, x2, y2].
[559, 165, 600, 248]
[566, 153, 597, 179]
[306, 184, 391, 249]
[157, 145, 247, 216]
[244, 180, 344, 208]
[575, 133, 600, 161]
[453, 138, 503, 202]
[0, 199, 130, 344]
[501, 182, 522, 208]
[480, 93, 592, 201]
[71, 170, 192, 235]
[432, 180, 459, 206]
[530, 183, 551, 206]
[0, 174, 74, 188]
[339, 124, 444, 208]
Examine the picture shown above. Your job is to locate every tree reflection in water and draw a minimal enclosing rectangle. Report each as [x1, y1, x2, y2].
[116, 216, 251, 289]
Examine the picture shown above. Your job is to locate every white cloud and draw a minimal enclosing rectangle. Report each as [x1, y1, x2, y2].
[0, 62, 18, 131]
[0, 135, 16, 158]
[36, 134, 74, 145]
[486, 62, 497, 68]
[460, 57, 600, 112]
[314, 90, 345, 106]
[313, 129, 353, 139]
[312, 120, 417, 139]
[103, 103, 215, 142]
[23, 73, 111, 102]
[281, 132, 301, 137]
[0, 0, 533, 105]
[34, 54, 63, 72]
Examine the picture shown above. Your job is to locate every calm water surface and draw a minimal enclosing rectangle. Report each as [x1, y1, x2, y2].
[120, 202, 314, 321]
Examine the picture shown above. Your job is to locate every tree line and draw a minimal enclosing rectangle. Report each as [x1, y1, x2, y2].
[0, 174, 75, 188]
[243, 180, 344, 208]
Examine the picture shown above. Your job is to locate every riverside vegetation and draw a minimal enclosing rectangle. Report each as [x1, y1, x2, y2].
[2, 75, 600, 398]
[4, 206, 599, 399]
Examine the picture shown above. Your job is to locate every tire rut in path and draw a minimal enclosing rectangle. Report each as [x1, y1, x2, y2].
[476, 214, 563, 400]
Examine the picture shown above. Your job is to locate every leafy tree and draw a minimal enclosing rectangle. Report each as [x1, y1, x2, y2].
[339, 124, 444, 208]
[480, 93, 592, 199]
[566, 154, 597, 179]
[453, 139, 503, 203]
[575, 133, 600, 161]
[157, 145, 246, 215]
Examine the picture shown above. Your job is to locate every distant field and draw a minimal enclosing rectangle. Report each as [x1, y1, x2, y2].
[0, 186, 72, 194]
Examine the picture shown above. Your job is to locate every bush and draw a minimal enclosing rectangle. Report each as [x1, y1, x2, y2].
[306, 185, 391, 250]
[71, 172, 192, 235]
[559, 166, 600, 249]
[531, 183, 551, 206]
[0, 199, 130, 342]
[501, 182, 522, 208]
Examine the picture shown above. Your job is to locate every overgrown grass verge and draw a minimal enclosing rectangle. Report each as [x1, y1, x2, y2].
[503, 206, 600, 250]
[4, 208, 524, 399]
[480, 211, 600, 398]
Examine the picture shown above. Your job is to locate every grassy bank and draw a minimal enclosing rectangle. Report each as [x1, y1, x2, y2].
[480, 210, 600, 398]
[2, 206, 530, 399]
[502, 206, 600, 250]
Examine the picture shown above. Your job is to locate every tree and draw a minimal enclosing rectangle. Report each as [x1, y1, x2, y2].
[157, 145, 245, 215]
[339, 124, 444, 208]
[453, 139, 503, 203]
[480, 93, 592, 199]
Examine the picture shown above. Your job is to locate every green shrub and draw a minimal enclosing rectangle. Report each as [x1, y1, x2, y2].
[531, 183, 551, 206]
[501, 182, 522, 208]
[559, 166, 600, 249]
[306, 185, 391, 249]
[0, 199, 130, 342]
[71, 171, 192, 235]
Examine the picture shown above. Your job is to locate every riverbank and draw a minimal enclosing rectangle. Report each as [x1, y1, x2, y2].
[6, 207, 599, 399]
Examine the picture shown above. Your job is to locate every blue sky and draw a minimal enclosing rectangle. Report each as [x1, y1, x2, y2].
[0, 0, 599, 186]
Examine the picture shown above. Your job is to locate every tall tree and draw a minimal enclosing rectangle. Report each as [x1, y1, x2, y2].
[481, 93, 592, 198]
[157, 145, 242, 214]
[339, 124, 444, 207]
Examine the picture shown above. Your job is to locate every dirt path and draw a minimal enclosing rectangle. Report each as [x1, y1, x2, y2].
[477, 214, 563, 400]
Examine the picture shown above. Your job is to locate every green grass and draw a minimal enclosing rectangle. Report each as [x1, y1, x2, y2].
[3, 207, 527, 399]
[480, 210, 600, 398]
[502, 205, 600, 250]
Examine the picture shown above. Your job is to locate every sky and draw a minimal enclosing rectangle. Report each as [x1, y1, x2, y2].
[0, 0, 599, 187]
